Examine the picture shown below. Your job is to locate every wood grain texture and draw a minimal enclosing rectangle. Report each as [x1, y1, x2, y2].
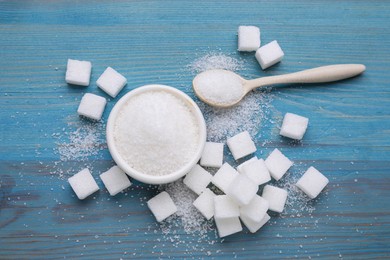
[1, 1, 389, 259]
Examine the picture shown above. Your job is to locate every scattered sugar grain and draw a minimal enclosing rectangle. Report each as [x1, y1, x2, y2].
[198, 90, 273, 142]
[188, 53, 244, 74]
[149, 180, 218, 255]
[160, 179, 213, 235]
[55, 120, 105, 162]
[49, 118, 106, 180]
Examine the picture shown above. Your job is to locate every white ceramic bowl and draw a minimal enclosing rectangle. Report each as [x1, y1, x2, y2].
[106, 84, 207, 185]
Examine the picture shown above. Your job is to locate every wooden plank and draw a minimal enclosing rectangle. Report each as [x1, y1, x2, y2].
[1, 0, 389, 259]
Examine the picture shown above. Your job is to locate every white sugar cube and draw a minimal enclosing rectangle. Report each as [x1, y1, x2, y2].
[200, 142, 224, 168]
[262, 185, 288, 213]
[265, 148, 293, 181]
[238, 26, 261, 52]
[68, 168, 99, 200]
[239, 195, 269, 223]
[211, 163, 239, 193]
[296, 166, 329, 199]
[215, 217, 242, 238]
[241, 213, 270, 233]
[147, 191, 177, 222]
[99, 166, 132, 196]
[96, 67, 127, 98]
[227, 174, 258, 206]
[240, 158, 271, 186]
[65, 59, 92, 86]
[214, 195, 240, 219]
[255, 40, 284, 70]
[237, 156, 258, 173]
[77, 93, 107, 121]
[183, 164, 212, 195]
[280, 113, 309, 140]
[193, 188, 216, 220]
[227, 131, 256, 160]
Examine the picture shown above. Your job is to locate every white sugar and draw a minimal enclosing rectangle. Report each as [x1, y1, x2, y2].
[188, 53, 244, 73]
[50, 118, 106, 180]
[113, 91, 200, 176]
[161, 179, 213, 235]
[198, 90, 272, 142]
[55, 120, 105, 162]
[155, 180, 218, 256]
[195, 70, 244, 106]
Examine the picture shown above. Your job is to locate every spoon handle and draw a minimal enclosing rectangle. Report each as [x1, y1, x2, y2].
[246, 64, 366, 90]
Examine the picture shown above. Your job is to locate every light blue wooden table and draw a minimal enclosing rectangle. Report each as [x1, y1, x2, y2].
[1, 1, 389, 259]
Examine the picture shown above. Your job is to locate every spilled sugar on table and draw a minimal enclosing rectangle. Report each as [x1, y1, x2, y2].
[0, 1, 389, 259]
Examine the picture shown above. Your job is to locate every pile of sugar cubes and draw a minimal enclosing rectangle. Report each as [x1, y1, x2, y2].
[65, 59, 128, 121]
[146, 113, 329, 238]
[237, 25, 284, 70]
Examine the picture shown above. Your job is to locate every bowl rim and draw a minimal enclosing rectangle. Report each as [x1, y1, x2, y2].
[106, 84, 207, 185]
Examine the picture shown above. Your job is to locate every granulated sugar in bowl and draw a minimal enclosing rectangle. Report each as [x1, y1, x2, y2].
[107, 85, 207, 184]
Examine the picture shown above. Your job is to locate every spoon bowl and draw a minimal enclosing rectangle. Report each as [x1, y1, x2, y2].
[193, 69, 246, 108]
[193, 64, 366, 108]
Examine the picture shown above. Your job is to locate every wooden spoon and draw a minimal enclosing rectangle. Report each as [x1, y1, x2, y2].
[193, 64, 366, 108]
